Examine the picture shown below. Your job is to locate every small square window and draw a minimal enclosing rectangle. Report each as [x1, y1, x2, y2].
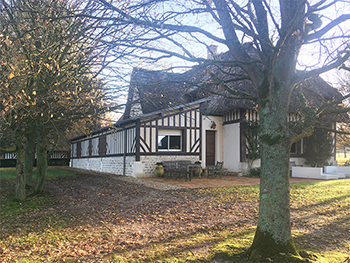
[158, 132, 182, 151]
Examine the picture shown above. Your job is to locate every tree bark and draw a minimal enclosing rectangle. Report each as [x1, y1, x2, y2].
[250, 141, 297, 257]
[250, 78, 298, 258]
[34, 128, 48, 194]
[14, 129, 26, 201]
[25, 131, 35, 189]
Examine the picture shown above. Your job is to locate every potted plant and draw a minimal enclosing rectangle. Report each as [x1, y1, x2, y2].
[154, 162, 164, 177]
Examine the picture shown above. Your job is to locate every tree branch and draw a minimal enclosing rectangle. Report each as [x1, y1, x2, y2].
[96, 0, 226, 44]
[318, 126, 350, 135]
[297, 51, 350, 81]
[306, 14, 350, 41]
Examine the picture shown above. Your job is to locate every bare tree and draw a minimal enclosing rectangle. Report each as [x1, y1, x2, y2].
[87, 0, 350, 259]
[0, 0, 110, 198]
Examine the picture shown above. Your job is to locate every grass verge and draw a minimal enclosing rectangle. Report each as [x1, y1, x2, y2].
[0, 166, 75, 181]
[0, 171, 349, 262]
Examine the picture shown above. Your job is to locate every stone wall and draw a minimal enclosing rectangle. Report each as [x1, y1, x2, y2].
[140, 155, 200, 177]
[70, 155, 200, 177]
[70, 156, 134, 176]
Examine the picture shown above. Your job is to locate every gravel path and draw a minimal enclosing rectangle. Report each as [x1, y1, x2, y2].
[116, 176, 185, 190]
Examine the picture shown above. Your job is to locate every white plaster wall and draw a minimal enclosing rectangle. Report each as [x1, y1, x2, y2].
[290, 157, 306, 166]
[223, 122, 241, 172]
[201, 115, 223, 168]
[329, 156, 337, 166]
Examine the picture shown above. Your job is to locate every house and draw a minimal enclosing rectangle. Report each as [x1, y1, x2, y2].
[69, 45, 344, 177]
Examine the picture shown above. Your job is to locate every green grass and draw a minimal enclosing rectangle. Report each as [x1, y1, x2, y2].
[0, 167, 76, 237]
[0, 173, 349, 263]
[0, 167, 74, 234]
[336, 153, 350, 166]
[1, 195, 55, 219]
[0, 166, 75, 181]
[106, 180, 350, 263]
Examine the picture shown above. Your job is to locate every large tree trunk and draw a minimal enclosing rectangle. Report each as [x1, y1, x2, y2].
[249, 79, 298, 258]
[15, 130, 26, 201]
[250, 141, 297, 257]
[34, 128, 48, 194]
[25, 131, 35, 189]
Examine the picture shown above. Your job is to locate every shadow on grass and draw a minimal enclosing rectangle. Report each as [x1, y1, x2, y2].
[104, 226, 256, 263]
[293, 207, 350, 246]
[1, 172, 349, 263]
[104, 226, 320, 263]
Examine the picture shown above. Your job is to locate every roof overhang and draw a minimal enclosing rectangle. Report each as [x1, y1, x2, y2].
[69, 98, 211, 142]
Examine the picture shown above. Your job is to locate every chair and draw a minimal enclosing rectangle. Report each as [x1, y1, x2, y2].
[207, 161, 223, 178]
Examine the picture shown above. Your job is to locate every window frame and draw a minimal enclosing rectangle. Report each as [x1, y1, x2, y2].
[157, 129, 182, 152]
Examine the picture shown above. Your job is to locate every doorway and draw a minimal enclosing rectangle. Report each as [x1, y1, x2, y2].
[206, 131, 216, 166]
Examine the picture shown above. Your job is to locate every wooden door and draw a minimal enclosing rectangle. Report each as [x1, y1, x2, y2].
[206, 131, 216, 165]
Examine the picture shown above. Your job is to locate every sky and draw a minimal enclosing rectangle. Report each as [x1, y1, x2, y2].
[102, 0, 350, 120]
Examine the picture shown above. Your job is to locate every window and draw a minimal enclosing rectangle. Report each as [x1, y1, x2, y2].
[71, 143, 77, 157]
[99, 134, 107, 156]
[291, 139, 304, 155]
[290, 142, 297, 154]
[158, 129, 182, 151]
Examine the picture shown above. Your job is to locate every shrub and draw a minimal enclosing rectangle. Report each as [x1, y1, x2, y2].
[249, 167, 261, 177]
[304, 129, 333, 167]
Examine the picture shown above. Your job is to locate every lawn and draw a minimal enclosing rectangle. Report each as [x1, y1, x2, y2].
[0, 166, 75, 181]
[0, 168, 349, 262]
[336, 153, 350, 166]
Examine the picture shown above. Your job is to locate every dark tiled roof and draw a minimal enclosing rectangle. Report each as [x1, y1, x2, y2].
[124, 45, 345, 120]
[123, 67, 210, 118]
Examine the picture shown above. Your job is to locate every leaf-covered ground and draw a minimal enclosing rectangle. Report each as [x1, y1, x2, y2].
[0, 169, 349, 262]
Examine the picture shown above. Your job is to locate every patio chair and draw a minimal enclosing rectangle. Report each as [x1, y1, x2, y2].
[207, 161, 223, 178]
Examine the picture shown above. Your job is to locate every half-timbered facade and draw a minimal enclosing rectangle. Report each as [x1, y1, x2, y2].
[70, 100, 207, 176]
[70, 46, 343, 177]
[70, 103, 338, 177]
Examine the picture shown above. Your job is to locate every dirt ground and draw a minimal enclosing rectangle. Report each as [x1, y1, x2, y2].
[142, 175, 321, 188]
[0, 170, 261, 261]
[0, 169, 344, 262]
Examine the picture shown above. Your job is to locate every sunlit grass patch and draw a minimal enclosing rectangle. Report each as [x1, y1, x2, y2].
[0, 224, 87, 262]
[290, 180, 350, 206]
[106, 227, 255, 263]
[210, 228, 255, 262]
[197, 185, 260, 203]
[290, 179, 350, 263]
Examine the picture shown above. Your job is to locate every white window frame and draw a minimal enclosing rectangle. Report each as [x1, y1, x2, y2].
[158, 129, 182, 151]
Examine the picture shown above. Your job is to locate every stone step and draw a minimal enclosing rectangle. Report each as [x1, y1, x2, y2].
[291, 167, 348, 180]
